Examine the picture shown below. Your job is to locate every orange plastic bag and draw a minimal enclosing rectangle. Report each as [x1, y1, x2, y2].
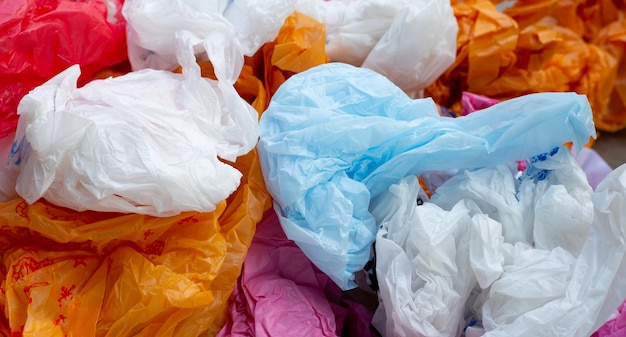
[501, 0, 623, 40]
[426, 0, 519, 110]
[593, 19, 626, 132]
[500, 0, 626, 131]
[0, 148, 271, 336]
[259, 11, 329, 99]
[426, 0, 621, 132]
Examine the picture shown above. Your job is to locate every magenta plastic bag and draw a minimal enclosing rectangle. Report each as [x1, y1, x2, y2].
[461, 91, 500, 116]
[592, 300, 626, 337]
[217, 210, 378, 337]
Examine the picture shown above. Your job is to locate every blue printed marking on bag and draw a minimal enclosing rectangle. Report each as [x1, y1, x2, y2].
[519, 147, 560, 184]
[8, 136, 26, 166]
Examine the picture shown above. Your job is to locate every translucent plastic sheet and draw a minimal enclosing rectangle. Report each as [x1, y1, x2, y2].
[0, 0, 128, 139]
[258, 62, 595, 290]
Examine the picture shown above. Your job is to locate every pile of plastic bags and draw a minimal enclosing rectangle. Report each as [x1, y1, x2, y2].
[1, 0, 626, 336]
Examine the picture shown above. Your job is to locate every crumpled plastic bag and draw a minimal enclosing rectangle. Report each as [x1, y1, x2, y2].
[0, 133, 271, 336]
[500, 0, 626, 132]
[122, 0, 295, 71]
[217, 209, 377, 337]
[593, 19, 626, 132]
[258, 62, 595, 290]
[293, 0, 457, 97]
[500, 0, 622, 39]
[0, 0, 128, 139]
[10, 29, 259, 216]
[370, 148, 626, 337]
[426, 0, 621, 132]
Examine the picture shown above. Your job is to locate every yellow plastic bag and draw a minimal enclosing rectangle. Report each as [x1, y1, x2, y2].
[0, 147, 271, 336]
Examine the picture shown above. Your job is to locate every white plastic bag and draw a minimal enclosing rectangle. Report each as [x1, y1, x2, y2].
[10, 30, 259, 216]
[371, 177, 477, 337]
[123, 0, 294, 71]
[477, 165, 626, 337]
[294, 0, 457, 97]
[371, 149, 626, 337]
[516, 147, 594, 255]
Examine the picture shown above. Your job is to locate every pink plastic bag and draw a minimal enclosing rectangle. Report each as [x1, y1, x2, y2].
[591, 300, 626, 337]
[460, 91, 500, 116]
[217, 210, 378, 337]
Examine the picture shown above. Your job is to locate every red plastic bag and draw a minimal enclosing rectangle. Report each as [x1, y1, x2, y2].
[0, 0, 128, 138]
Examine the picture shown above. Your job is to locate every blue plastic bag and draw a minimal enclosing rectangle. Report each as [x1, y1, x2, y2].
[258, 63, 595, 290]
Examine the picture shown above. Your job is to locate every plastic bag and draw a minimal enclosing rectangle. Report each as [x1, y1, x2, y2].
[258, 62, 595, 290]
[426, 0, 621, 132]
[426, 0, 519, 108]
[0, 135, 271, 336]
[501, 0, 623, 38]
[500, 0, 626, 132]
[11, 30, 259, 216]
[293, 0, 457, 97]
[593, 19, 626, 132]
[0, 0, 128, 139]
[371, 149, 626, 337]
[217, 209, 377, 337]
[371, 176, 477, 337]
[123, 0, 295, 71]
